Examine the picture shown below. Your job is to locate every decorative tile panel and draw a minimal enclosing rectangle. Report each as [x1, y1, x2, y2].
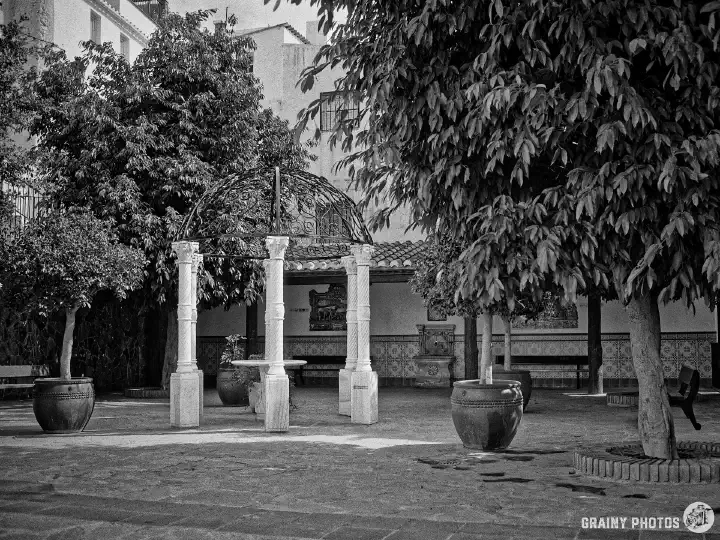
[197, 332, 715, 387]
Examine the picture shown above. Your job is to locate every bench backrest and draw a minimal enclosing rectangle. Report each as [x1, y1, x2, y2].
[0, 365, 50, 378]
[677, 364, 700, 400]
[292, 356, 375, 365]
[495, 355, 588, 366]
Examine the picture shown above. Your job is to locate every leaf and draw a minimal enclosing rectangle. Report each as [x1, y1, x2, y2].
[701, 1, 720, 13]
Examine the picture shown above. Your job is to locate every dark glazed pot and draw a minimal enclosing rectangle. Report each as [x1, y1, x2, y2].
[492, 369, 533, 411]
[33, 377, 95, 434]
[216, 367, 258, 406]
[450, 379, 523, 450]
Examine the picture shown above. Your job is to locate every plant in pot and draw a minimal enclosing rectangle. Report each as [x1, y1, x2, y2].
[216, 335, 260, 406]
[1, 210, 146, 433]
[491, 296, 544, 411]
[450, 198, 561, 449]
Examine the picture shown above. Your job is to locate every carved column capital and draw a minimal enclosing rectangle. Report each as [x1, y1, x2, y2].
[351, 244, 374, 266]
[172, 241, 198, 263]
[341, 255, 357, 275]
[266, 236, 289, 259]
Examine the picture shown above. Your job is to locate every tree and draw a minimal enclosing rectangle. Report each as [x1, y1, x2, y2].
[290, 0, 720, 459]
[28, 10, 312, 387]
[1, 211, 146, 379]
[411, 231, 543, 382]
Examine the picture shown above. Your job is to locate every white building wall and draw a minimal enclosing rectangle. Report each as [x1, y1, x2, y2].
[5, 0, 153, 64]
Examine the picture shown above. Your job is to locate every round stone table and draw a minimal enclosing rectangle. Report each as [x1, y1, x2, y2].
[231, 360, 306, 420]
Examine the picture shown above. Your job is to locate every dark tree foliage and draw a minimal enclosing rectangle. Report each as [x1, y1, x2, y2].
[286, 0, 720, 458]
[1, 210, 146, 379]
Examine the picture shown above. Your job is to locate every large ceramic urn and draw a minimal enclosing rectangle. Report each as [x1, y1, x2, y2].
[217, 366, 260, 407]
[492, 367, 532, 411]
[450, 379, 523, 450]
[33, 377, 95, 433]
[413, 324, 455, 388]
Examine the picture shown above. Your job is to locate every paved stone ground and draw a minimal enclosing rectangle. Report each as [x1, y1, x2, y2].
[0, 387, 719, 539]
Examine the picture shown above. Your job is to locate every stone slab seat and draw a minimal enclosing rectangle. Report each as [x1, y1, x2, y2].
[668, 364, 701, 430]
[0, 365, 50, 398]
[291, 356, 375, 385]
[495, 355, 588, 389]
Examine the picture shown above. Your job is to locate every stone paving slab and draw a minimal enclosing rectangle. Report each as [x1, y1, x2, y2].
[0, 387, 719, 539]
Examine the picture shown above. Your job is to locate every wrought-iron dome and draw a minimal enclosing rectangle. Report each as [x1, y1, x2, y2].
[177, 167, 372, 260]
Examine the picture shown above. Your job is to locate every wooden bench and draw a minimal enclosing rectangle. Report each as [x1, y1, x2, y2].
[0, 365, 50, 398]
[496, 355, 588, 389]
[668, 364, 701, 430]
[291, 356, 375, 385]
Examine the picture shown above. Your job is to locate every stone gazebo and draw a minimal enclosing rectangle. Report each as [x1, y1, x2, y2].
[171, 167, 376, 432]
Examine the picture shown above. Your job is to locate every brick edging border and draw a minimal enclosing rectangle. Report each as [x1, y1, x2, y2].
[574, 442, 720, 483]
[606, 391, 639, 407]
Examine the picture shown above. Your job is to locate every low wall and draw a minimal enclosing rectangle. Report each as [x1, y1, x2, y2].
[197, 332, 715, 388]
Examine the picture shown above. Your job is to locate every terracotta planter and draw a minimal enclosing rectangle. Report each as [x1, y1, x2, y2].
[450, 379, 523, 450]
[216, 366, 259, 406]
[32, 377, 95, 434]
[492, 369, 532, 410]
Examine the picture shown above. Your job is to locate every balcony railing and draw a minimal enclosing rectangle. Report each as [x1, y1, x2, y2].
[128, 0, 168, 25]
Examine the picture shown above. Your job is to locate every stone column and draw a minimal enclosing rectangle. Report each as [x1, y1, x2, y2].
[351, 244, 378, 424]
[170, 241, 201, 428]
[263, 236, 290, 432]
[191, 252, 204, 421]
[339, 255, 358, 416]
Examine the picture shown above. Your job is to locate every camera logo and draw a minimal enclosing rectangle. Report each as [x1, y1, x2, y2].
[683, 502, 714, 533]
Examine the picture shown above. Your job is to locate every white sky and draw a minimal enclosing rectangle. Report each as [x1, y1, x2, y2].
[168, 0, 344, 34]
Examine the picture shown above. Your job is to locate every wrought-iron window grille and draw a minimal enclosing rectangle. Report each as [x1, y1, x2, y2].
[319, 92, 359, 132]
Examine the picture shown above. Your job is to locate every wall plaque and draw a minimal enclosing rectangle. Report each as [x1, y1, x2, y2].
[309, 284, 347, 331]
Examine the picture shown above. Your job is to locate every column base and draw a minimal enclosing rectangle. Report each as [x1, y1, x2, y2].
[338, 368, 352, 416]
[196, 369, 204, 421]
[263, 373, 289, 432]
[351, 370, 378, 425]
[170, 371, 201, 428]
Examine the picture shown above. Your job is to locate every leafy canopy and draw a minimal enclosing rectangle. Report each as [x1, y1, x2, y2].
[30, 10, 312, 309]
[292, 0, 720, 310]
[1, 210, 146, 316]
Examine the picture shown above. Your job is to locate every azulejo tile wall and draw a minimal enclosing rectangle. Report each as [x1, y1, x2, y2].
[197, 332, 715, 387]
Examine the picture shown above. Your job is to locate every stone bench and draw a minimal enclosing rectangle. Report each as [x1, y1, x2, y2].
[291, 356, 375, 385]
[0, 365, 50, 398]
[495, 355, 588, 389]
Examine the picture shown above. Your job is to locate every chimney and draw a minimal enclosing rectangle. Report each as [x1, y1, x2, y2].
[305, 20, 326, 46]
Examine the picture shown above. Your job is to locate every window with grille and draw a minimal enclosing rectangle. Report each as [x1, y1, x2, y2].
[316, 202, 352, 239]
[120, 34, 130, 61]
[319, 92, 359, 132]
[90, 11, 101, 44]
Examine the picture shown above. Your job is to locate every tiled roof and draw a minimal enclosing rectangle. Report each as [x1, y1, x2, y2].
[284, 241, 427, 271]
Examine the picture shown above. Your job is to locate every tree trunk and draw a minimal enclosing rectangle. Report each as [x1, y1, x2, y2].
[480, 312, 493, 383]
[463, 315, 478, 380]
[588, 295, 604, 394]
[161, 308, 178, 390]
[502, 316, 512, 370]
[136, 311, 146, 387]
[626, 292, 678, 459]
[59, 304, 80, 380]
